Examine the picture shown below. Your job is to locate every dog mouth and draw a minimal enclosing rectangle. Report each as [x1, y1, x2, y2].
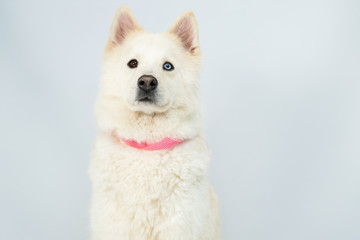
[136, 90, 157, 104]
[127, 90, 171, 114]
[138, 96, 154, 102]
[127, 96, 172, 114]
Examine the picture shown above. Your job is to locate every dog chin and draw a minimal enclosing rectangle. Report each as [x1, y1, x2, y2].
[125, 99, 172, 114]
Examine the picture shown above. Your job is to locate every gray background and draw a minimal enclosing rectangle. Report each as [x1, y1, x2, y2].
[1, 0, 359, 239]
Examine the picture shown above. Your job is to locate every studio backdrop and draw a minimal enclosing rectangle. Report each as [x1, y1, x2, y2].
[0, 0, 359, 239]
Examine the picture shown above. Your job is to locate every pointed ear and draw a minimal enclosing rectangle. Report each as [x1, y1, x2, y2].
[169, 11, 200, 55]
[107, 6, 142, 49]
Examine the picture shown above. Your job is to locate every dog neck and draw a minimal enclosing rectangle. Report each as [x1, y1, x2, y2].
[97, 99, 203, 143]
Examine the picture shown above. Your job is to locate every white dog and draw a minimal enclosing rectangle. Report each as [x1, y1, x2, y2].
[90, 6, 221, 240]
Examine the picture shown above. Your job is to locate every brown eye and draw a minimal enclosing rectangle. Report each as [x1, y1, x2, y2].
[127, 59, 138, 68]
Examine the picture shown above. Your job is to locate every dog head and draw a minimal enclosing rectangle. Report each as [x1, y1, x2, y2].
[96, 6, 202, 141]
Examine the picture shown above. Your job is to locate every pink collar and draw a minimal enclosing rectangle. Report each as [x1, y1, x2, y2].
[121, 137, 183, 150]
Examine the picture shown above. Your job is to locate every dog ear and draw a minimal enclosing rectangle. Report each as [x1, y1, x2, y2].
[169, 11, 200, 55]
[107, 6, 142, 49]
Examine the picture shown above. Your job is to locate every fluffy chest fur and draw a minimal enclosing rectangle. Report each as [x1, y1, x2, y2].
[90, 134, 217, 239]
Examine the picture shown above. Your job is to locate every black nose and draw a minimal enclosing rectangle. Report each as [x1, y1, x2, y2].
[138, 75, 158, 92]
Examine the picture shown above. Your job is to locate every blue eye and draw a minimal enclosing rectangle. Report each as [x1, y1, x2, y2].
[163, 62, 174, 71]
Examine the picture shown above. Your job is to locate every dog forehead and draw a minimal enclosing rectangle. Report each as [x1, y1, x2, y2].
[124, 33, 180, 58]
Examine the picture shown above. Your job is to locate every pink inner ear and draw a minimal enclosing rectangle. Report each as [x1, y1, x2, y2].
[114, 13, 135, 44]
[174, 17, 194, 50]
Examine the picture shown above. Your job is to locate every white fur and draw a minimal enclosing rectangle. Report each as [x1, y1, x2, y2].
[90, 6, 221, 240]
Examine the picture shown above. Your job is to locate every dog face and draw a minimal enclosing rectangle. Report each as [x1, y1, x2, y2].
[99, 6, 201, 115]
[113, 32, 192, 114]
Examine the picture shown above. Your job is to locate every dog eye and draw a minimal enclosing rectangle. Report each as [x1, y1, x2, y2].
[163, 62, 174, 71]
[127, 59, 138, 68]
